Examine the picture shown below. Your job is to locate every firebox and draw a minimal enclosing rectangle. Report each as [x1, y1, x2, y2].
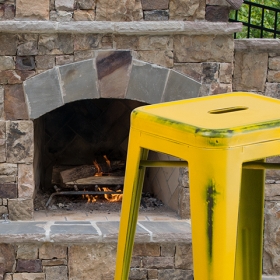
[34, 98, 145, 209]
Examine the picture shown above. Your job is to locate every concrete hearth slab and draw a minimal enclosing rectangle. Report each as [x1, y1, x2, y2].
[0, 220, 191, 244]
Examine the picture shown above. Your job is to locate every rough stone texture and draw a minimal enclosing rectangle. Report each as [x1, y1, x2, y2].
[50, 10, 73, 21]
[6, 121, 34, 163]
[44, 266, 67, 280]
[269, 56, 280, 71]
[210, 82, 232, 94]
[147, 269, 158, 278]
[0, 4, 15, 20]
[68, 244, 117, 280]
[205, 5, 230, 22]
[17, 245, 38, 260]
[133, 244, 160, 256]
[0, 57, 14, 71]
[173, 63, 202, 82]
[15, 0, 49, 20]
[74, 50, 95, 61]
[268, 71, 280, 83]
[138, 36, 173, 51]
[265, 83, 280, 99]
[96, 0, 143, 21]
[142, 256, 174, 269]
[129, 268, 147, 279]
[59, 59, 99, 103]
[174, 35, 234, 63]
[16, 259, 42, 273]
[0, 70, 35, 85]
[157, 269, 193, 279]
[175, 244, 192, 269]
[163, 69, 201, 102]
[0, 163, 16, 183]
[38, 34, 73, 55]
[115, 35, 139, 50]
[96, 51, 132, 99]
[73, 9, 95, 21]
[233, 52, 268, 92]
[8, 199, 33, 220]
[206, 0, 230, 5]
[264, 202, 280, 274]
[42, 259, 67, 266]
[169, 0, 205, 20]
[144, 10, 169, 21]
[126, 60, 169, 104]
[202, 62, 219, 83]
[13, 273, 45, 280]
[219, 62, 232, 83]
[141, 0, 169, 10]
[0, 244, 16, 278]
[0, 205, 8, 215]
[74, 34, 100, 51]
[76, 0, 95, 9]
[0, 34, 17, 56]
[55, 0, 75, 11]
[18, 164, 35, 199]
[4, 84, 28, 120]
[17, 35, 38, 56]
[24, 68, 63, 119]
[226, 0, 243, 10]
[55, 55, 74, 65]
[0, 184, 17, 198]
[3, 273, 13, 280]
[134, 50, 173, 68]
[178, 186, 190, 219]
[35, 56, 55, 70]
[39, 243, 67, 259]
[16, 56, 36, 71]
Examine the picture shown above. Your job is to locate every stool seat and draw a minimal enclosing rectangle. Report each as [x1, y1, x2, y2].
[115, 92, 280, 280]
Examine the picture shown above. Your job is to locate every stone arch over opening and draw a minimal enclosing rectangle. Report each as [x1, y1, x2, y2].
[23, 50, 201, 119]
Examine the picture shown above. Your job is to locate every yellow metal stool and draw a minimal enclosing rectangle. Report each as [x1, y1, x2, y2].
[115, 92, 280, 280]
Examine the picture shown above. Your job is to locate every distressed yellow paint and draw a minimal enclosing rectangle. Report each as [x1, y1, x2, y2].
[115, 92, 280, 280]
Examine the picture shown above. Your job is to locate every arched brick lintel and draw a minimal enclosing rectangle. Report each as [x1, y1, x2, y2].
[23, 50, 201, 120]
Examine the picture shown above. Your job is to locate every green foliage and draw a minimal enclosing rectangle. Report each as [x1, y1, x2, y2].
[229, 0, 280, 38]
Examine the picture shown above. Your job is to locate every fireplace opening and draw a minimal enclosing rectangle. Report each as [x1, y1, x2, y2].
[33, 98, 174, 215]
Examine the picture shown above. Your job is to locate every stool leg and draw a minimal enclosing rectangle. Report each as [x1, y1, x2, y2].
[234, 162, 265, 280]
[188, 149, 243, 280]
[115, 129, 148, 280]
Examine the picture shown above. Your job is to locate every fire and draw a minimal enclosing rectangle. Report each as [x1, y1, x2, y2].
[104, 187, 123, 202]
[93, 160, 102, 176]
[81, 156, 122, 203]
[103, 155, 111, 169]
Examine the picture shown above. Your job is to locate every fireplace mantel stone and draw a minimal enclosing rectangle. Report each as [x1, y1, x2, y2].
[0, 21, 242, 35]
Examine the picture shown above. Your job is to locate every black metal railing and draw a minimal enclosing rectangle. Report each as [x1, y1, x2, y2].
[229, 1, 280, 38]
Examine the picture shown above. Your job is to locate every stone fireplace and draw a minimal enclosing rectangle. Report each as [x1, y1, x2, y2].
[0, 19, 242, 221]
[26, 50, 201, 216]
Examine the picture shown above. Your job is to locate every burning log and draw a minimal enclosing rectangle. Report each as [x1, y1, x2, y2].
[59, 161, 125, 184]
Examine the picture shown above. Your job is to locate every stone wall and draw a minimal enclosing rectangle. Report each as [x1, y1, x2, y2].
[0, 241, 193, 280]
[0, 21, 239, 219]
[0, 220, 193, 280]
[0, 0, 233, 22]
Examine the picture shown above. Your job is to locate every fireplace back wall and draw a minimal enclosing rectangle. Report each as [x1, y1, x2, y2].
[36, 98, 144, 192]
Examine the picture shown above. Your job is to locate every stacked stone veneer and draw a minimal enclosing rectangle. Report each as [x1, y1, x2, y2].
[0, 220, 192, 280]
[0, 0, 235, 22]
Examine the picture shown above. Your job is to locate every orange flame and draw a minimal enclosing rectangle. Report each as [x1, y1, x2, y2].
[103, 187, 123, 202]
[103, 155, 111, 169]
[93, 160, 103, 177]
